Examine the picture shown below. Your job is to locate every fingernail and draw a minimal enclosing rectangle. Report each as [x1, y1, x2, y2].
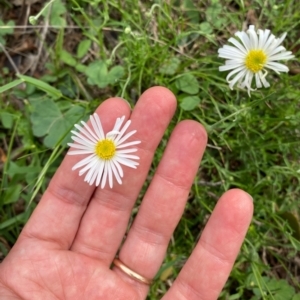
[123, 99, 132, 109]
[245, 192, 253, 201]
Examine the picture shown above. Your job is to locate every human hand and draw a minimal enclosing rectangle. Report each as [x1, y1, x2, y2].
[0, 87, 253, 300]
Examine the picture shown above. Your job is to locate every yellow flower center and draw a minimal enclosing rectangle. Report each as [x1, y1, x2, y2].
[245, 49, 267, 73]
[95, 139, 116, 160]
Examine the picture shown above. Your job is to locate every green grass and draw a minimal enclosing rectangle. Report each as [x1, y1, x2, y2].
[1, 0, 300, 299]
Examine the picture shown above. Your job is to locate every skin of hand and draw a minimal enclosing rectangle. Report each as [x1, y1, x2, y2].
[0, 86, 253, 300]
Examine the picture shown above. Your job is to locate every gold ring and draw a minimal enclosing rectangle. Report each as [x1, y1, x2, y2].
[113, 258, 153, 285]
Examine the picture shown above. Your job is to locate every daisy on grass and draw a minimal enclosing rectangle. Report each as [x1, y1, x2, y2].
[68, 114, 141, 188]
[218, 25, 294, 96]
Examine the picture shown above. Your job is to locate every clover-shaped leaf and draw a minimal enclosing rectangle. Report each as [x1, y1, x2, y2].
[42, 0, 66, 26]
[180, 96, 200, 111]
[30, 97, 85, 148]
[175, 73, 199, 94]
[159, 57, 180, 75]
[85, 60, 124, 88]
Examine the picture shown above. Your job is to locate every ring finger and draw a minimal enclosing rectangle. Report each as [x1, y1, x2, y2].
[113, 120, 207, 298]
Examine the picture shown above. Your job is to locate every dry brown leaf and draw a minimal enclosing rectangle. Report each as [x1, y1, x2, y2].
[0, 148, 7, 162]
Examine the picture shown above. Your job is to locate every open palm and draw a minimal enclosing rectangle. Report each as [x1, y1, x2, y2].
[0, 87, 253, 300]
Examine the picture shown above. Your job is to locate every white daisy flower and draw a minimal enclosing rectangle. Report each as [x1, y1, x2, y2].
[67, 114, 141, 188]
[218, 25, 294, 95]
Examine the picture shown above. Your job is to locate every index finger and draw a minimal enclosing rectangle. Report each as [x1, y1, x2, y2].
[18, 98, 132, 249]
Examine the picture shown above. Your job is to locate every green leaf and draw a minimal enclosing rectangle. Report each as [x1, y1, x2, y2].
[0, 79, 23, 94]
[268, 279, 295, 300]
[107, 66, 125, 84]
[77, 39, 91, 58]
[180, 96, 200, 111]
[0, 112, 14, 129]
[206, 3, 222, 23]
[75, 64, 87, 73]
[175, 73, 199, 94]
[199, 22, 213, 34]
[183, 0, 199, 23]
[40, 74, 58, 83]
[159, 57, 180, 75]
[214, 18, 227, 29]
[85, 61, 124, 88]
[60, 49, 77, 67]
[51, 15, 66, 27]
[3, 184, 22, 204]
[0, 20, 15, 36]
[29, 98, 85, 148]
[85, 60, 108, 88]
[279, 211, 300, 241]
[0, 211, 30, 230]
[292, 294, 300, 300]
[17, 75, 62, 99]
[42, 0, 66, 27]
[7, 161, 39, 178]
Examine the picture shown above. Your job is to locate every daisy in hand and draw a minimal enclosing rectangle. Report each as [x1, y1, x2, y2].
[68, 114, 141, 188]
[218, 25, 294, 96]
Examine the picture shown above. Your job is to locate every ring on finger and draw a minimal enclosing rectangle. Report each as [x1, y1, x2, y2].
[113, 258, 153, 285]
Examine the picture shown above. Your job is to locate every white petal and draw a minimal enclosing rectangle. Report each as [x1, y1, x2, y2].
[117, 148, 138, 154]
[219, 64, 243, 72]
[80, 120, 100, 142]
[108, 161, 113, 188]
[268, 52, 294, 61]
[68, 143, 93, 151]
[260, 72, 270, 88]
[262, 34, 276, 53]
[267, 45, 286, 56]
[265, 61, 289, 73]
[113, 116, 126, 132]
[91, 114, 105, 140]
[248, 26, 258, 49]
[116, 157, 139, 168]
[87, 160, 102, 185]
[79, 158, 97, 176]
[235, 31, 251, 51]
[113, 120, 132, 143]
[116, 153, 140, 160]
[226, 65, 246, 81]
[95, 161, 105, 187]
[224, 59, 245, 65]
[255, 73, 262, 88]
[115, 130, 137, 145]
[271, 32, 287, 51]
[112, 117, 121, 132]
[112, 160, 124, 178]
[226, 39, 247, 55]
[106, 130, 120, 137]
[84, 161, 99, 185]
[68, 150, 94, 155]
[72, 154, 96, 170]
[116, 140, 141, 149]
[74, 123, 98, 144]
[228, 69, 247, 89]
[101, 162, 108, 189]
[218, 45, 246, 59]
[241, 71, 254, 93]
[258, 29, 270, 49]
[110, 161, 122, 185]
[71, 131, 95, 146]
